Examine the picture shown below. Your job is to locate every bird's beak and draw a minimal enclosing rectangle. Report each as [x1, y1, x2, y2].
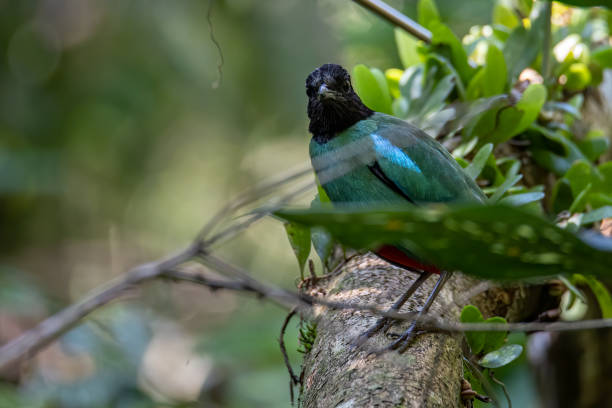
[318, 83, 335, 100]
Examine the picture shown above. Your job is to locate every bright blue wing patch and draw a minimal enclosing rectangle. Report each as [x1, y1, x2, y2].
[371, 134, 421, 173]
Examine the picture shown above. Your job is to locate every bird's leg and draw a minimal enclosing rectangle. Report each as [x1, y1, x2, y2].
[352, 271, 432, 347]
[385, 270, 451, 354]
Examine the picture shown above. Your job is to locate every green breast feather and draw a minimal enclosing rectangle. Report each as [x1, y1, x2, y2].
[310, 112, 486, 206]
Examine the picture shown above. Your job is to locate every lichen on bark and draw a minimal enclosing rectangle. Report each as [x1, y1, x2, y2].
[298, 254, 531, 408]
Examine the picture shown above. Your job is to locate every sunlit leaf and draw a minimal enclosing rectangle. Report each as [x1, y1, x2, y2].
[352, 64, 393, 114]
[418, 0, 440, 29]
[395, 29, 421, 69]
[493, 0, 520, 29]
[479, 344, 523, 368]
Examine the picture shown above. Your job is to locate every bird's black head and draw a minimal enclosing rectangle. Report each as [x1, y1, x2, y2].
[306, 64, 373, 142]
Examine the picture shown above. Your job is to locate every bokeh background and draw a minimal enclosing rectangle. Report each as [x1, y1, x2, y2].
[0, 1, 549, 407]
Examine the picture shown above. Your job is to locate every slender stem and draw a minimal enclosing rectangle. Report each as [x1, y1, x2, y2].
[351, 0, 432, 43]
[541, 1, 552, 81]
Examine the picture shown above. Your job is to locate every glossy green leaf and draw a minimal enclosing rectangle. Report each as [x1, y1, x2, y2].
[418, 0, 440, 29]
[352, 64, 393, 114]
[513, 84, 547, 135]
[478, 84, 546, 145]
[489, 162, 522, 203]
[275, 204, 612, 280]
[284, 222, 311, 277]
[479, 344, 523, 368]
[465, 143, 493, 180]
[395, 29, 421, 69]
[461, 305, 486, 354]
[482, 316, 508, 354]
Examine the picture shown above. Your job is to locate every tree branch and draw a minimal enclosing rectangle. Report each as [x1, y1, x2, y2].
[351, 0, 432, 43]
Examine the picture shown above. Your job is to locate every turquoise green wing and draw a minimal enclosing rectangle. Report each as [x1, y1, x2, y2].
[370, 113, 486, 204]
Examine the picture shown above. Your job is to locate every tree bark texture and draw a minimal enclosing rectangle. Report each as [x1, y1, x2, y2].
[299, 254, 534, 408]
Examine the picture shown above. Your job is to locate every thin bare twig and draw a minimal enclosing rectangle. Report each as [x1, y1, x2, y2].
[207, 0, 224, 89]
[279, 308, 300, 405]
[351, 0, 432, 43]
[489, 371, 512, 408]
[0, 243, 202, 368]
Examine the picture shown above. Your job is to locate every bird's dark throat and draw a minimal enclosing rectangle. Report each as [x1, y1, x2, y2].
[308, 94, 373, 143]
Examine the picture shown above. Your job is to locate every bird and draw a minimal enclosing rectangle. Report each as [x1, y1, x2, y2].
[305, 63, 486, 353]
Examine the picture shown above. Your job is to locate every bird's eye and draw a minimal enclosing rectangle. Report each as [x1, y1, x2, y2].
[342, 81, 350, 92]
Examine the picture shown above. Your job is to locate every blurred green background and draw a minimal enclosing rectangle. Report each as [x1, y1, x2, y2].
[0, 1, 508, 407]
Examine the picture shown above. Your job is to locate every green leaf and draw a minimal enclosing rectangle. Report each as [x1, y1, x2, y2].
[489, 162, 522, 202]
[429, 21, 474, 85]
[420, 74, 455, 115]
[565, 160, 592, 198]
[573, 274, 612, 318]
[550, 178, 574, 213]
[544, 0, 610, 9]
[465, 143, 493, 180]
[578, 137, 610, 162]
[284, 222, 311, 278]
[564, 63, 592, 92]
[352, 64, 392, 114]
[513, 84, 547, 135]
[499, 192, 545, 206]
[275, 204, 612, 280]
[461, 305, 486, 354]
[478, 84, 546, 145]
[529, 124, 590, 175]
[503, 2, 548, 82]
[592, 46, 612, 68]
[466, 44, 507, 100]
[581, 206, 612, 225]
[493, 0, 520, 29]
[479, 344, 523, 368]
[395, 29, 421, 68]
[418, 0, 440, 29]
[311, 227, 334, 266]
[569, 183, 592, 213]
[482, 316, 508, 354]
